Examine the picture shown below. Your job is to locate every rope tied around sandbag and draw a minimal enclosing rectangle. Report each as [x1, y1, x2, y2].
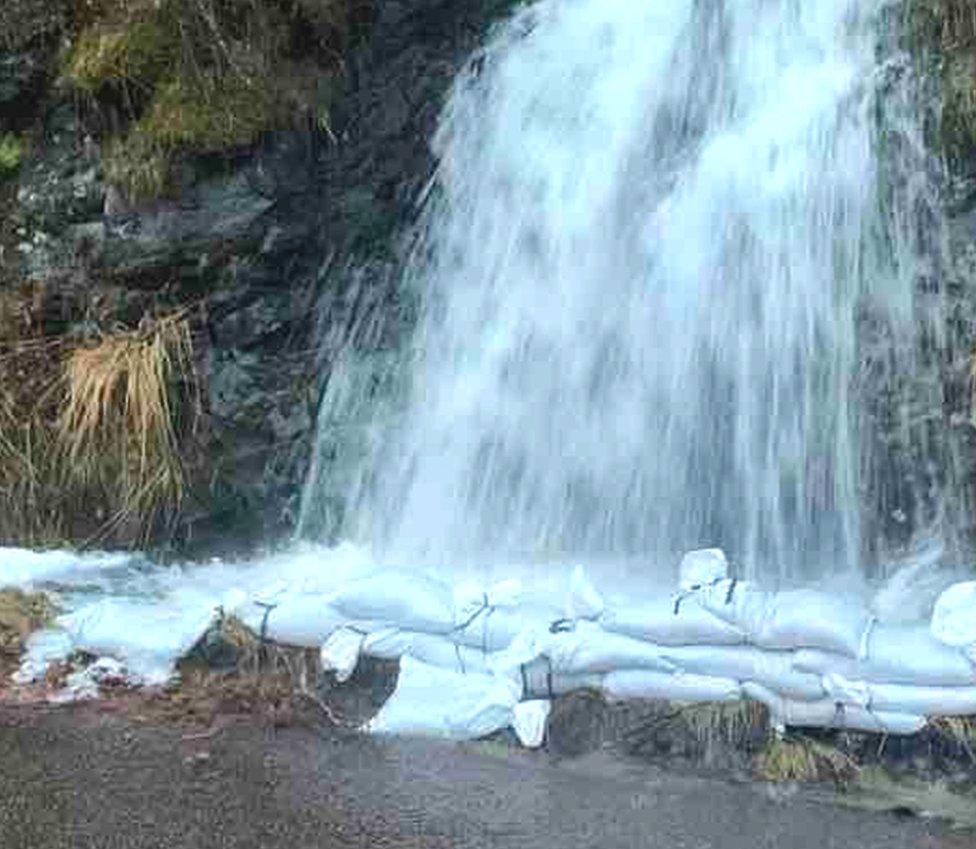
[254, 601, 278, 647]
[252, 600, 279, 672]
[451, 591, 496, 656]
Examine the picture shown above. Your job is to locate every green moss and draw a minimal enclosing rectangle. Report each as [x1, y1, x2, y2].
[0, 134, 24, 180]
[103, 73, 276, 200]
[61, 0, 354, 200]
[65, 17, 175, 94]
[139, 76, 272, 151]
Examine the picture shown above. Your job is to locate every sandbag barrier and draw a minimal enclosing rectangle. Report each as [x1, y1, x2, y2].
[9, 548, 976, 745]
[247, 551, 976, 744]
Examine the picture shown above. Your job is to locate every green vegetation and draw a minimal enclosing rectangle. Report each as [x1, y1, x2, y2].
[908, 0, 976, 162]
[0, 1, 365, 547]
[65, 17, 174, 95]
[2, 0, 356, 198]
[57, 0, 350, 200]
[0, 134, 24, 180]
[756, 734, 860, 786]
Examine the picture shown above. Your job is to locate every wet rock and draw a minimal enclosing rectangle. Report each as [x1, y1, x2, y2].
[101, 171, 274, 276]
[0, 49, 49, 126]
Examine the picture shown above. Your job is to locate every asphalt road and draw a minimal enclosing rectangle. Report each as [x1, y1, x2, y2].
[0, 706, 969, 849]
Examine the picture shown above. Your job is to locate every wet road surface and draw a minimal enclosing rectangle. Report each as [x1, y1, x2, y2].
[0, 706, 970, 849]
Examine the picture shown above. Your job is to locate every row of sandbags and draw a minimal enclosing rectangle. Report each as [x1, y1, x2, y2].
[11, 547, 976, 742]
[246, 555, 976, 741]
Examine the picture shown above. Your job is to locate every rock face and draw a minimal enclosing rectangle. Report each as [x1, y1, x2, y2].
[0, 0, 508, 552]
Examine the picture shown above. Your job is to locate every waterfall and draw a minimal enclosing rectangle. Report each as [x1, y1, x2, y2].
[302, 0, 942, 582]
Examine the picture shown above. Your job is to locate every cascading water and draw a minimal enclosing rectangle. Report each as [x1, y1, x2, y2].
[302, 0, 943, 582]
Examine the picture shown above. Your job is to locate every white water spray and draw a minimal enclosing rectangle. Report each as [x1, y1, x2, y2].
[304, 0, 936, 581]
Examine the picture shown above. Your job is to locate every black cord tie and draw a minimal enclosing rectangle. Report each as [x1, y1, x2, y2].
[254, 601, 278, 646]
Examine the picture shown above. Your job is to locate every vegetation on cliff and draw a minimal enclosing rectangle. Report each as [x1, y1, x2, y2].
[909, 0, 976, 165]
[0, 134, 24, 180]
[0, 0, 373, 549]
[60, 0, 353, 200]
[0, 311, 198, 547]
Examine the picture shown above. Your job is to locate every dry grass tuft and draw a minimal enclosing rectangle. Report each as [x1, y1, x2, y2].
[757, 734, 861, 787]
[0, 299, 200, 548]
[932, 715, 976, 761]
[57, 311, 197, 543]
[113, 667, 298, 729]
[678, 700, 769, 749]
[139, 616, 332, 729]
[0, 331, 70, 546]
[0, 588, 57, 663]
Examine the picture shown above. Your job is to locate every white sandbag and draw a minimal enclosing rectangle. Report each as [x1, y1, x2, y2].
[788, 702, 925, 735]
[761, 589, 872, 657]
[15, 629, 75, 684]
[697, 580, 768, 634]
[931, 582, 976, 648]
[543, 621, 676, 675]
[743, 683, 926, 735]
[250, 594, 348, 647]
[603, 670, 742, 703]
[795, 625, 976, 686]
[821, 673, 870, 708]
[320, 627, 365, 682]
[361, 629, 492, 674]
[661, 646, 825, 701]
[366, 657, 521, 741]
[793, 650, 857, 679]
[600, 595, 746, 646]
[567, 565, 604, 620]
[867, 683, 976, 716]
[512, 700, 550, 748]
[453, 606, 561, 654]
[518, 660, 604, 699]
[329, 570, 455, 634]
[679, 548, 728, 591]
[452, 578, 524, 623]
[700, 583, 871, 657]
[59, 598, 214, 685]
[489, 620, 678, 680]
